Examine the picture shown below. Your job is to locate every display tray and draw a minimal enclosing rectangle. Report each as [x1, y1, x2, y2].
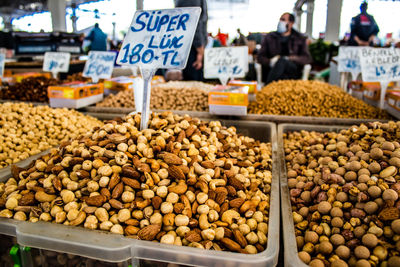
[386, 104, 400, 120]
[0, 120, 279, 267]
[82, 106, 390, 126]
[278, 124, 348, 267]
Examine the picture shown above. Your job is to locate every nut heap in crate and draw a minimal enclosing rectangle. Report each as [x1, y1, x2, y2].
[0, 112, 272, 254]
[284, 122, 400, 267]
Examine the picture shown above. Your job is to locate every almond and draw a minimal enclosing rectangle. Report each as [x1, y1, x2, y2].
[111, 182, 123, 199]
[185, 125, 196, 137]
[152, 196, 162, 210]
[201, 161, 215, 169]
[185, 230, 202, 243]
[168, 165, 185, 180]
[121, 166, 141, 179]
[226, 186, 237, 196]
[108, 173, 120, 190]
[51, 165, 64, 175]
[176, 130, 186, 143]
[161, 152, 183, 165]
[18, 192, 35, 206]
[138, 224, 161, 241]
[100, 188, 111, 200]
[228, 177, 245, 191]
[125, 226, 140, 236]
[121, 177, 141, 189]
[76, 170, 89, 179]
[220, 238, 241, 252]
[109, 199, 124, 209]
[232, 229, 247, 248]
[229, 198, 245, 208]
[215, 192, 227, 205]
[179, 165, 190, 174]
[86, 195, 106, 207]
[379, 207, 400, 221]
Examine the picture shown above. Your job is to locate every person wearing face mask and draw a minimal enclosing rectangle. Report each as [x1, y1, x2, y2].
[257, 13, 312, 84]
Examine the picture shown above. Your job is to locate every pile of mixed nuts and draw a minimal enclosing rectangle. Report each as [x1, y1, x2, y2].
[249, 80, 391, 119]
[0, 77, 59, 102]
[0, 103, 103, 168]
[284, 122, 400, 267]
[0, 112, 272, 254]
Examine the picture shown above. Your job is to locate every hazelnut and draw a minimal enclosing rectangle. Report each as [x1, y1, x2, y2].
[354, 245, 370, 259]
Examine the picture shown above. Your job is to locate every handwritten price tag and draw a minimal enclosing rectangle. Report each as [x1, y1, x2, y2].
[359, 47, 400, 108]
[359, 47, 400, 82]
[338, 46, 361, 80]
[204, 46, 248, 85]
[83, 51, 117, 83]
[0, 53, 5, 77]
[43, 52, 71, 77]
[116, 7, 201, 69]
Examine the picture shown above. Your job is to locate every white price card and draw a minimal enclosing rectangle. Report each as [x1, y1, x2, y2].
[0, 53, 5, 77]
[359, 47, 400, 108]
[83, 51, 117, 83]
[338, 46, 361, 81]
[116, 7, 201, 69]
[117, 7, 201, 131]
[204, 46, 248, 85]
[43, 52, 71, 77]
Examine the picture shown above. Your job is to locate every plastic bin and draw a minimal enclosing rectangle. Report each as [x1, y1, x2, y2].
[0, 120, 279, 267]
[278, 124, 348, 267]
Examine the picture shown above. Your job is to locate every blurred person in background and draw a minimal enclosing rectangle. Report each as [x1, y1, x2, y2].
[175, 0, 208, 81]
[232, 28, 247, 46]
[216, 28, 228, 46]
[85, 23, 107, 51]
[348, 1, 379, 46]
[257, 12, 312, 84]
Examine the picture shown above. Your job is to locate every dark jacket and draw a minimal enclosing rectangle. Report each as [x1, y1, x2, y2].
[175, 0, 208, 48]
[257, 29, 312, 66]
[349, 12, 379, 46]
[85, 27, 107, 51]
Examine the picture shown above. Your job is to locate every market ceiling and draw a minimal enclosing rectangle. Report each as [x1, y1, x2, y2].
[0, 0, 99, 18]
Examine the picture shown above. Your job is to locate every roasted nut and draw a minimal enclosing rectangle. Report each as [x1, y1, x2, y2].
[0, 112, 272, 254]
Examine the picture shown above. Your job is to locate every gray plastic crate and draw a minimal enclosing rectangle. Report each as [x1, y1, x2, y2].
[278, 124, 348, 267]
[0, 120, 279, 267]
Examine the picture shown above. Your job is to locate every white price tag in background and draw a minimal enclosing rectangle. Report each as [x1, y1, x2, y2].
[83, 51, 117, 83]
[43, 52, 71, 77]
[359, 47, 400, 108]
[338, 46, 361, 81]
[204, 46, 248, 85]
[117, 8, 201, 69]
[0, 53, 5, 77]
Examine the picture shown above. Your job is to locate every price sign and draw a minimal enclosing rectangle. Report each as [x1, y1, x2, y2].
[338, 46, 361, 81]
[0, 53, 5, 77]
[117, 8, 201, 69]
[43, 52, 71, 78]
[117, 8, 201, 130]
[359, 47, 400, 108]
[204, 46, 248, 85]
[83, 51, 117, 83]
